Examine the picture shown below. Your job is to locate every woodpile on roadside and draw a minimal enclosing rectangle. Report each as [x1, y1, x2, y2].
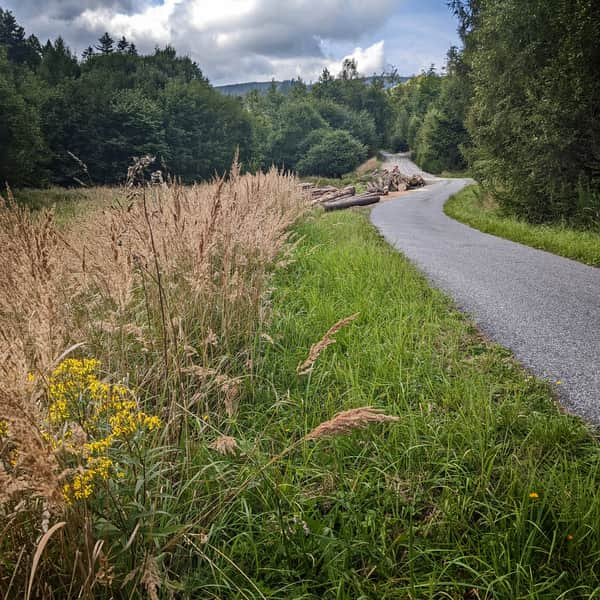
[366, 165, 425, 195]
[300, 165, 426, 212]
[300, 183, 380, 211]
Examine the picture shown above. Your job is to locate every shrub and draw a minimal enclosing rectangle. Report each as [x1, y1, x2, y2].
[297, 129, 367, 177]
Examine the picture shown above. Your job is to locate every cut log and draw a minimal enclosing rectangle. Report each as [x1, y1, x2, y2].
[311, 192, 355, 206]
[318, 185, 355, 203]
[407, 175, 425, 188]
[310, 185, 338, 197]
[323, 194, 380, 212]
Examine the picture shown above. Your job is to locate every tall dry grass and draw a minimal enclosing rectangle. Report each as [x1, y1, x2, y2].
[0, 163, 306, 596]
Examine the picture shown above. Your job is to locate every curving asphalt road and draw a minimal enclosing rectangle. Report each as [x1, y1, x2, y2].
[371, 153, 600, 424]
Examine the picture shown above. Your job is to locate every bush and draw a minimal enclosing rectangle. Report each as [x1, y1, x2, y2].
[415, 106, 467, 174]
[297, 129, 367, 177]
[268, 101, 328, 170]
[314, 100, 378, 152]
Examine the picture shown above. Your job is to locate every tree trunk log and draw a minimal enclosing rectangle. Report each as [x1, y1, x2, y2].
[323, 194, 380, 211]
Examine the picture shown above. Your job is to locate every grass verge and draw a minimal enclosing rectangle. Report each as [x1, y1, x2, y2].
[445, 185, 600, 267]
[204, 209, 600, 598]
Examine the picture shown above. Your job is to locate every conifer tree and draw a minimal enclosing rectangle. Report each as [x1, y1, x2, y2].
[95, 32, 114, 54]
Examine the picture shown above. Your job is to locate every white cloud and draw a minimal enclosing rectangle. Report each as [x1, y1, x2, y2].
[5, 0, 396, 83]
[327, 41, 386, 78]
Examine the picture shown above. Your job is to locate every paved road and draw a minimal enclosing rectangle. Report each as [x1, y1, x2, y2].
[371, 153, 600, 424]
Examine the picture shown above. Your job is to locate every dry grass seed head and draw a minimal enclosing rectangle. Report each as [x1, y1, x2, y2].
[305, 407, 400, 440]
[209, 436, 239, 456]
[297, 313, 359, 375]
[141, 555, 161, 600]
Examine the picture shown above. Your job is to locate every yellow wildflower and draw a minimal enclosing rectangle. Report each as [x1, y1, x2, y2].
[48, 357, 162, 504]
[528, 492, 539, 499]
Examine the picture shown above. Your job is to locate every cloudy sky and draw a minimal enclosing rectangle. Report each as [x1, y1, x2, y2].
[3, 0, 460, 85]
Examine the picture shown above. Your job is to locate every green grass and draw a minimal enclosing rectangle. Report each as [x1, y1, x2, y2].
[9, 187, 119, 225]
[174, 210, 600, 597]
[445, 185, 600, 267]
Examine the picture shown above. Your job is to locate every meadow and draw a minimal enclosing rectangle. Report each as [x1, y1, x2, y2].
[2, 178, 600, 598]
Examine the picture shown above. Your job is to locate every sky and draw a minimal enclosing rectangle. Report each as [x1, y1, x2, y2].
[3, 0, 461, 85]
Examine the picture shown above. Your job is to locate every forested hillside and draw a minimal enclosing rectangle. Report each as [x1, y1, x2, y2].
[0, 8, 393, 186]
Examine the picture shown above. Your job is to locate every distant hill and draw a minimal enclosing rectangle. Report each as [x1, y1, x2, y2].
[215, 80, 298, 96]
[215, 76, 412, 97]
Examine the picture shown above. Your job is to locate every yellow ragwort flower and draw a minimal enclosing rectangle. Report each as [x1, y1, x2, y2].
[49, 357, 162, 504]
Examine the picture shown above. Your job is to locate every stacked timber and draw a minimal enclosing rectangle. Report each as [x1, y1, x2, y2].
[301, 182, 381, 211]
[366, 166, 425, 195]
[300, 165, 427, 212]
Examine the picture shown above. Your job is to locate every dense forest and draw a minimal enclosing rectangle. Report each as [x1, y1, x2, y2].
[0, 7, 393, 186]
[1, 1, 599, 226]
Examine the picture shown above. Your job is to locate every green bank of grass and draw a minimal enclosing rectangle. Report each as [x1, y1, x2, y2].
[197, 210, 600, 597]
[8, 187, 119, 225]
[445, 185, 600, 267]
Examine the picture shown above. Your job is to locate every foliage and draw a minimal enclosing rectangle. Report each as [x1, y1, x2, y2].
[44, 358, 161, 504]
[297, 129, 367, 177]
[0, 9, 399, 187]
[267, 100, 328, 170]
[389, 59, 470, 174]
[463, 0, 600, 225]
[0, 13, 253, 186]
[387, 0, 600, 226]
[0, 49, 47, 186]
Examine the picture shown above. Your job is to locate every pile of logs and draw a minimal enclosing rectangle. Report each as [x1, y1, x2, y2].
[366, 165, 425, 195]
[301, 183, 381, 211]
[300, 165, 427, 212]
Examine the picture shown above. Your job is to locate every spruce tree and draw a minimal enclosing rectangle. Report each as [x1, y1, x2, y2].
[95, 32, 114, 55]
[82, 46, 95, 60]
[117, 36, 129, 53]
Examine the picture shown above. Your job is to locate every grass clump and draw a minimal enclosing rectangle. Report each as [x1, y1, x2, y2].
[445, 185, 600, 266]
[0, 165, 306, 597]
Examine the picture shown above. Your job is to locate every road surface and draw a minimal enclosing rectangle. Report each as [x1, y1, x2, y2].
[371, 153, 600, 424]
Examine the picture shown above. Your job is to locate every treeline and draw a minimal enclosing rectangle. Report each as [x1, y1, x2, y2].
[0, 8, 394, 187]
[4, 3, 597, 227]
[0, 9, 255, 186]
[243, 61, 392, 178]
[390, 0, 600, 227]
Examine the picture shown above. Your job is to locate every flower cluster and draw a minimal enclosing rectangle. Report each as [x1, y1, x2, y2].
[46, 358, 161, 503]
